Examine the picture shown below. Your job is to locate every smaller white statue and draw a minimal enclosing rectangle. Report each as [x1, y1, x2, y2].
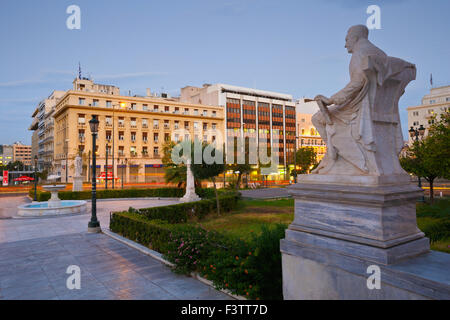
[180, 158, 201, 202]
[74, 155, 82, 177]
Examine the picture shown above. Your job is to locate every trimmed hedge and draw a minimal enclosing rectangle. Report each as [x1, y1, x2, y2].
[132, 194, 240, 223]
[109, 210, 285, 300]
[29, 187, 215, 202]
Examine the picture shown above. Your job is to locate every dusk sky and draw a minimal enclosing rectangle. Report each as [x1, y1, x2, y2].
[1, 0, 449, 145]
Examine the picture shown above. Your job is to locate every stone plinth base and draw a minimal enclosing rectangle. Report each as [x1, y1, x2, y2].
[281, 238, 450, 300]
[280, 180, 450, 300]
[180, 190, 201, 203]
[72, 176, 83, 192]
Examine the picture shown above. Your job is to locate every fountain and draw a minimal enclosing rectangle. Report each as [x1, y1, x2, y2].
[17, 171, 87, 217]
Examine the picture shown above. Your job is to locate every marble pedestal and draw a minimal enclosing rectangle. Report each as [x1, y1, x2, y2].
[72, 176, 83, 192]
[281, 179, 450, 299]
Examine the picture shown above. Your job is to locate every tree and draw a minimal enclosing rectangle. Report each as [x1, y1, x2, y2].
[400, 111, 450, 203]
[227, 137, 252, 191]
[192, 142, 225, 215]
[292, 147, 318, 176]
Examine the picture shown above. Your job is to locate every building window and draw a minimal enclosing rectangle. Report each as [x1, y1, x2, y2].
[142, 119, 148, 128]
[184, 121, 189, 130]
[130, 146, 137, 156]
[164, 120, 170, 129]
[118, 146, 124, 156]
[143, 104, 148, 111]
[118, 117, 125, 127]
[174, 121, 179, 129]
[119, 131, 124, 141]
[184, 108, 189, 115]
[203, 123, 208, 130]
[78, 114, 85, 124]
[93, 99, 99, 107]
[131, 103, 136, 110]
[212, 123, 217, 130]
[130, 118, 137, 128]
[194, 109, 199, 115]
[174, 107, 180, 114]
[194, 122, 199, 130]
[106, 100, 112, 108]
[143, 132, 148, 142]
[105, 116, 112, 126]
[154, 147, 159, 157]
[154, 133, 159, 143]
[153, 120, 159, 129]
[165, 133, 170, 141]
[131, 132, 136, 142]
[203, 110, 208, 117]
[106, 131, 111, 141]
[79, 98, 85, 105]
[142, 147, 148, 156]
[212, 111, 217, 117]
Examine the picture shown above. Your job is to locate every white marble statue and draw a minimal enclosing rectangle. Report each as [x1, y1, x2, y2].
[75, 155, 82, 177]
[180, 158, 200, 202]
[311, 25, 416, 180]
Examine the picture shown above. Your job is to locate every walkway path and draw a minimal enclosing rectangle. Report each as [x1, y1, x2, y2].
[0, 196, 231, 300]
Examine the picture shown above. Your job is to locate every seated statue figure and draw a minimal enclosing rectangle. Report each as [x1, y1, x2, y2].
[311, 25, 416, 183]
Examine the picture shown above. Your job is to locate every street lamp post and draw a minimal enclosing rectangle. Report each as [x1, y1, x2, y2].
[409, 124, 426, 202]
[293, 136, 303, 183]
[33, 155, 38, 202]
[88, 115, 101, 233]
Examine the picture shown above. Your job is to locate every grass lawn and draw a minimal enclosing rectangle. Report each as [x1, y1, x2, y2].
[192, 197, 449, 253]
[189, 198, 294, 241]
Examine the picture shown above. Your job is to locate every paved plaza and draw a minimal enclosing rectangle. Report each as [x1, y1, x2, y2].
[0, 196, 231, 300]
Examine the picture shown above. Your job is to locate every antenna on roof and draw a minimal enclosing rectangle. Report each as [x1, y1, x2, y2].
[78, 62, 82, 79]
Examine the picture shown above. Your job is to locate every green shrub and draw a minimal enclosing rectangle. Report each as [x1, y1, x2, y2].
[29, 187, 216, 202]
[134, 194, 239, 223]
[420, 220, 450, 243]
[110, 207, 286, 300]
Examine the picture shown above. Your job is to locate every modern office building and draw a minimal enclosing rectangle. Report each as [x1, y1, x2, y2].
[407, 85, 450, 144]
[180, 83, 297, 181]
[51, 78, 224, 183]
[296, 99, 326, 161]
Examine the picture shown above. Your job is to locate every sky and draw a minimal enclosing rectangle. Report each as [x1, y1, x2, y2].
[0, 0, 449, 145]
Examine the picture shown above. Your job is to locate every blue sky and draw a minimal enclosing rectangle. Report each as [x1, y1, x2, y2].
[0, 0, 449, 144]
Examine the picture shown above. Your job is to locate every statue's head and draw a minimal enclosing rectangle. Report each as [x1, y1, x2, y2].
[345, 25, 369, 53]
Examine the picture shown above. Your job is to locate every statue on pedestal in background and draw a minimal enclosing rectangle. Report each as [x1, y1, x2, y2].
[72, 154, 83, 192]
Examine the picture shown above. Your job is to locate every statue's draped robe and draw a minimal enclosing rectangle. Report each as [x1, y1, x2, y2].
[313, 39, 416, 175]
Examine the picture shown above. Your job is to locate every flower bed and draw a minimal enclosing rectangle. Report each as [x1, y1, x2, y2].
[109, 194, 285, 300]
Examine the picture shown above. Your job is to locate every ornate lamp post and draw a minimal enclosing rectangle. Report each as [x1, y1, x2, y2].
[409, 124, 426, 201]
[88, 115, 101, 233]
[33, 155, 38, 202]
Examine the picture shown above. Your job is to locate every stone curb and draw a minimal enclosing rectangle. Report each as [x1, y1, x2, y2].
[102, 229, 246, 300]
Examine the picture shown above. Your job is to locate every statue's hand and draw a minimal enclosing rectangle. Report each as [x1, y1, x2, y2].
[314, 95, 332, 106]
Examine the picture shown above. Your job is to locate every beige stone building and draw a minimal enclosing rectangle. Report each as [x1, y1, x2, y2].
[407, 85, 450, 144]
[296, 99, 326, 161]
[52, 78, 224, 184]
[29, 91, 66, 171]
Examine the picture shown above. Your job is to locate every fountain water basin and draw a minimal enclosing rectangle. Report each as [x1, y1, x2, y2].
[17, 184, 87, 217]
